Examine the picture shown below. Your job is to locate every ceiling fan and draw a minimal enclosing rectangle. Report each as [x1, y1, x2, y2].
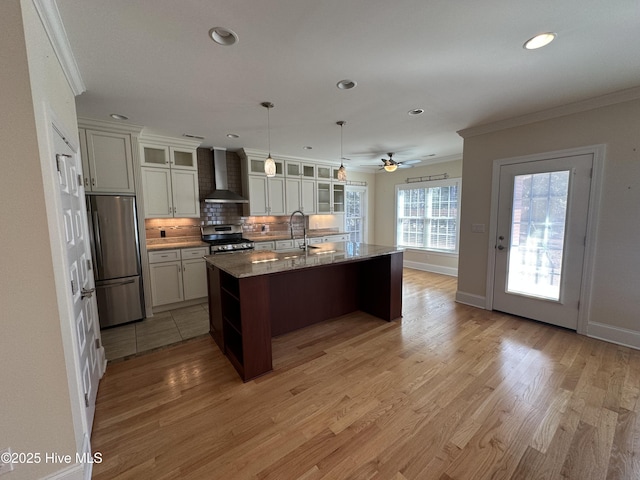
[380, 153, 420, 172]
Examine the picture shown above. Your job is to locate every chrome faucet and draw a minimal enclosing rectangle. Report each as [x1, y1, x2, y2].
[289, 210, 308, 250]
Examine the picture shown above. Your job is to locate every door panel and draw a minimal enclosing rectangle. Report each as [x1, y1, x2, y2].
[493, 154, 592, 329]
[54, 131, 102, 435]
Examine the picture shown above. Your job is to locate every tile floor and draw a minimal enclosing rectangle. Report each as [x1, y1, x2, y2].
[100, 302, 210, 362]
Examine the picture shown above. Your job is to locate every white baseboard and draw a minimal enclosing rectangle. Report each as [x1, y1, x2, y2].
[587, 322, 640, 350]
[455, 291, 486, 309]
[404, 260, 458, 277]
[42, 464, 84, 480]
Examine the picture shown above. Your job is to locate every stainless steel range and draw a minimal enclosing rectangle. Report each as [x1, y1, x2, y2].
[201, 224, 254, 254]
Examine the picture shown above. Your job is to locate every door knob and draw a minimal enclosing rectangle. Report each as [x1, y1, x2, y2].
[81, 287, 95, 299]
[497, 244, 505, 250]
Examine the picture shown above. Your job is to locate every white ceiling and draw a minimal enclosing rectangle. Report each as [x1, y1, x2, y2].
[56, 0, 640, 171]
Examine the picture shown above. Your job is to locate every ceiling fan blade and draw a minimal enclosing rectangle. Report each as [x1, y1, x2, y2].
[398, 163, 413, 168]
[403, 159, 421, 165]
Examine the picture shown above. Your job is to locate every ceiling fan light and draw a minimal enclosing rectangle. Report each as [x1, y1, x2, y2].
[384, 163, 398, 173]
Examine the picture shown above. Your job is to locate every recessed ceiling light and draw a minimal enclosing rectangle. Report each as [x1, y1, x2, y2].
[110, 113, 128, 120]
[209, 27, 238, 46]
[226, 134, 239, 139]
[408, 108, 425, 116]
[303, 146, 313, 150]
[523, 32, 556, 50]
[336, 79, 357, 90]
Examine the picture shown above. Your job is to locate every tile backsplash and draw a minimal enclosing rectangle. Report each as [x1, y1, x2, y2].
[145, 218, 201, 239]
[198, 148, 244, 226]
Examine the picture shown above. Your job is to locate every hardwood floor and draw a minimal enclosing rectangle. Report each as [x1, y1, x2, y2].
[90, 269, 640, 480]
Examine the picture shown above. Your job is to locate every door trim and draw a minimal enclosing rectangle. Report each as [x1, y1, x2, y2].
[484, 144, 605, 335]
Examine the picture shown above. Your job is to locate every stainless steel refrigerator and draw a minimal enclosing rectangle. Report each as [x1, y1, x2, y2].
[87, 195, 145, 328]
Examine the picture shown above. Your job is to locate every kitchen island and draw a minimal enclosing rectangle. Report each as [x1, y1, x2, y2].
[205, 242, 403, 381]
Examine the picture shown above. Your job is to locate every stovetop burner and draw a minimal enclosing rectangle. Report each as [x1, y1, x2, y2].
[201, 224, 254, 253]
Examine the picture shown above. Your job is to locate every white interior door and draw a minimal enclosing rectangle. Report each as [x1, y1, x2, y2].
[493, 154, 593, 329]
[54, 131, 102, 434]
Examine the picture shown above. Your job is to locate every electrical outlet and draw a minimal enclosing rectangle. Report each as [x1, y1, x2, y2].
[471, 223, 486, 233]
[0, 447, 14, 475]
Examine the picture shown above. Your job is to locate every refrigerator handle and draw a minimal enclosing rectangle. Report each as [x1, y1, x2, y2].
[96, 279, 135, 288]
[93, 211, 104, 274]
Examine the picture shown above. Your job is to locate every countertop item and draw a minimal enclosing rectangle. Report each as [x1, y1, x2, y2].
[204, 242, 402, 278]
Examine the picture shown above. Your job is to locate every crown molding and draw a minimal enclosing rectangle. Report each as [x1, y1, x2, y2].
[139, 131, 202, 149]
[32, 0, 85, 96]
[78, 117, 143, 135]
[457, 85, 640, 139]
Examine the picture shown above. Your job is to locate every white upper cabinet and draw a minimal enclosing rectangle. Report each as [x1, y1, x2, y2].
[139, 134, 201, 218]
[79, 128, 136, 193]
[248, 175, 286, 216]
[248, 157, 284, 176]
[240, 149, 348, 216]
[317, 164, 332, 180]
[140, 143, 197, 171]
[286, 178, 316, 214]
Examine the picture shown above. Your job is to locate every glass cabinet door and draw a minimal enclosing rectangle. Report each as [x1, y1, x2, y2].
[250, 158, 283, 175]
[141, 145, 170, 167]
[317, 165, 331, 180]
[171, 148, 196, 170]
[333, 183, 345, 213]
[302, 164, 316, 178]
[286, 162, 301, 176]
[317, 182, 331, 213]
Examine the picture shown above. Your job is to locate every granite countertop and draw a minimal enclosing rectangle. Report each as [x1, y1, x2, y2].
[205, 242, 403, 278]
[246, 230, 348, 242]
[146, 237, 210, 251]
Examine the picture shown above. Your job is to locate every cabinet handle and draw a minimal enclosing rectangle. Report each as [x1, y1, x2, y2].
[91, 178, 96, 187]
[84, 177, 89, 187]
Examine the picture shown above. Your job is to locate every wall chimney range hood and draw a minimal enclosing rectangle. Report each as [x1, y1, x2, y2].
[204, 149, 248, 203]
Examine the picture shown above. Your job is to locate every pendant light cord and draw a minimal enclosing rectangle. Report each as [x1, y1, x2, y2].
[267, 106, 271, 157]
[340, 122, 344, 167]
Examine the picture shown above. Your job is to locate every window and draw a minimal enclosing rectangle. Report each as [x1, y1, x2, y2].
[396, 178, 461, 252]
[345, 186, 366, 242]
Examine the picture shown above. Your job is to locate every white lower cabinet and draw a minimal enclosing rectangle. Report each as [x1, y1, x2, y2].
[148, 247, 208, 306]
[182, 257, 207, 300]
[254, 241, 275, 251]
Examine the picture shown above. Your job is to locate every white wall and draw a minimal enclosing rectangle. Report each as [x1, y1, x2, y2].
[374, 158, 463, 273]
[0, 0, 80, 478]
[457, 98, 640, 348]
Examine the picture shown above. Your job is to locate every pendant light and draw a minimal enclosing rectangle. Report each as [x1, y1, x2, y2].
[336, 121, 347, 182]
[261, 102, 276, 177]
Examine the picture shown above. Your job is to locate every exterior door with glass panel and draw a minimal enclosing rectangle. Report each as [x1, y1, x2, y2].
[345, 186, 366, 242]
[493, 154, 592, 329]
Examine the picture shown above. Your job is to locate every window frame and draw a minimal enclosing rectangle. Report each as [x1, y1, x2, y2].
[395, 177, 462, 254]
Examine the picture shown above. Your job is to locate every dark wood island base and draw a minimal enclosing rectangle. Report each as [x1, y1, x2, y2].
[207, 248, 403, 381]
